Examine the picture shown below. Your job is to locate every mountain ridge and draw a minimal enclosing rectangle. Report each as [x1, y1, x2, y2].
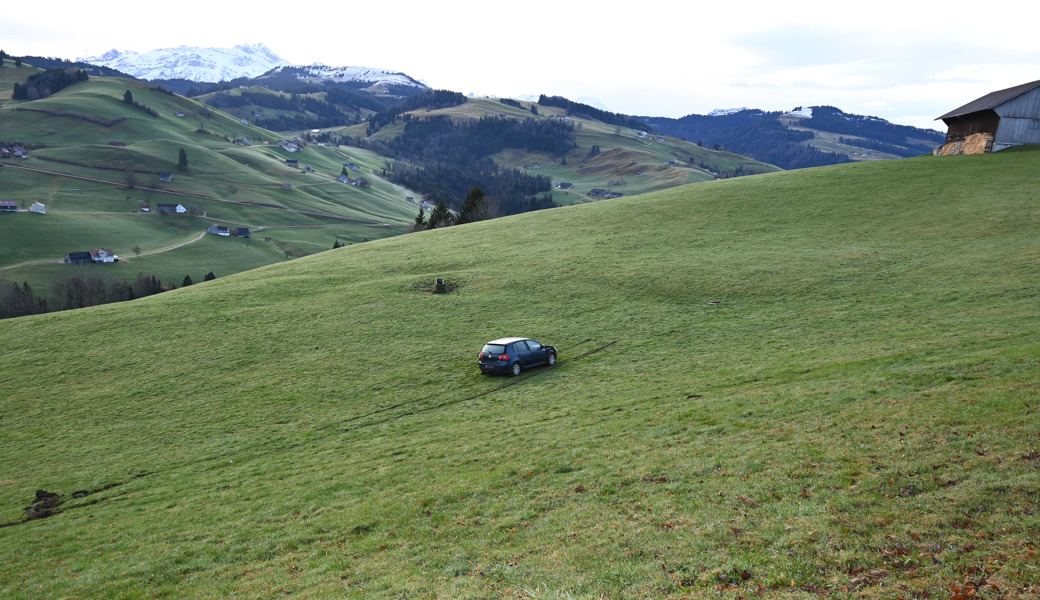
[79, 43, 429, 92]
[641, 106, 946, 169]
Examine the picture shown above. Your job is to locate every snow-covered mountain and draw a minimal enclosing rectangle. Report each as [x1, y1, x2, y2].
[80, 43, 290, 82]
[79, 44, 428, 90]
[273, 65, 426, 89]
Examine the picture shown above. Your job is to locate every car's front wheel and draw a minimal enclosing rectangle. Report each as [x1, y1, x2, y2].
[510, 362, 522, 376]
[547, 352, 557, 366]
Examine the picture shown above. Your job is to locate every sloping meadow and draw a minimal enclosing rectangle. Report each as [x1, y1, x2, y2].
[1, 149, 1038, 598]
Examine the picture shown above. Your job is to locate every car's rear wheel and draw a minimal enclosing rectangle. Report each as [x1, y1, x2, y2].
[510, 362, 522, 376]
[547, 352, 557, 366]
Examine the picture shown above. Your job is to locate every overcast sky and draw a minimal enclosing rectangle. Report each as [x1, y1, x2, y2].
[4, 0, 1040, 131]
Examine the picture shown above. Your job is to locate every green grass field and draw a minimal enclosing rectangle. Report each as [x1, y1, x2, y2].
[1, 147, 1037, 599]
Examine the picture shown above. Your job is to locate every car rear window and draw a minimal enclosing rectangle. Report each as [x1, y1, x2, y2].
[482, 344, 506, 354]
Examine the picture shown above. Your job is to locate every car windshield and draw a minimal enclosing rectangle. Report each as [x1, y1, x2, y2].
[482, 344, 506, 355]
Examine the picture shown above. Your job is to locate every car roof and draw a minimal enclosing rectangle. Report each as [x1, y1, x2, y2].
[486, 337, 531, 345]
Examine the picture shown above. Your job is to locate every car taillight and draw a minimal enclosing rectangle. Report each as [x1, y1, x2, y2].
[499, 354, 509, 361]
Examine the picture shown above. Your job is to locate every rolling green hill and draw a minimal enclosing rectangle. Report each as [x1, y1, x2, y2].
[0, 65, 422, 299]
[337, 96, 780, 209]
[1, 148, 1037, 598]
[2, 68, 779, 307]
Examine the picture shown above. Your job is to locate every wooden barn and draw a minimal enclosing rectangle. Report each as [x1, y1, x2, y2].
[937, 79, 1040, 154]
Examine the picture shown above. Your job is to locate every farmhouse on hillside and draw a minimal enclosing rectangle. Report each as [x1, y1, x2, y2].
[64, 251, 93, 264]
[64, 249, 116, 263]
[30, 202, 45, 214]
[936, 79, 1040, 155]
[0, 200, 18, 212]
[205, 225, 231, 236]
[158, 172, 172, 183]
[157, 203, 186, 214]
[89, 249, 116, 263]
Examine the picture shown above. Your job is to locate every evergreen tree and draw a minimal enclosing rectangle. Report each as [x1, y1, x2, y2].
[182, 274, 194, 287]
[413, 207, 427, 230]
[458, 186, 491, 224]
[203, 272, 216, 281]
[428, 201, 454, 229]
[123, 89, 134, 104]
[177, 148, 188, 171]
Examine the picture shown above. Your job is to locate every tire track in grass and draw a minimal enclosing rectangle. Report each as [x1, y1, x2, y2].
[2, 341, 621, 519]
[338, 340, 619, 430]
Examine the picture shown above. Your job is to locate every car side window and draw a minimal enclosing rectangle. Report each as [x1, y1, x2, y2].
[528, 341, 542, 351]
[513, 341, 529, 352]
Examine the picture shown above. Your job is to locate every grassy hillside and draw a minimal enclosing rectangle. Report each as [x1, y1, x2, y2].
[1, 148, 1038, 599]
[0, 66, 420, 299]
[398, 98, 780, 204]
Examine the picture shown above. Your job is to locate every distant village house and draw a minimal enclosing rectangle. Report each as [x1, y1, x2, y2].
[205, 225, 231, 236]
[64, 251, 93, 264]
[157, 203, 186, 214]
[0, 200, 18, 212]
[30, 202, 45, 214]
[89, 249, 116, 263]
[64, 249, 117, 264]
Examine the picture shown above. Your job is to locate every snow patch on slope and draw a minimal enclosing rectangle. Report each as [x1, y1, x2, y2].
[708, 107, 750, 116]
[280, 64, 425, 88]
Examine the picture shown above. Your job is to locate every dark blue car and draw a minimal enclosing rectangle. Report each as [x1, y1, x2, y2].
[478, 337, 557, 376]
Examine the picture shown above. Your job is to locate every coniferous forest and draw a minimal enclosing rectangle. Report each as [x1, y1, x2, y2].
[350, 113, 570, 215]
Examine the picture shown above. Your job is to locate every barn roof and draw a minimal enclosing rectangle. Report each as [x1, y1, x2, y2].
[938, 79, 1040, 121]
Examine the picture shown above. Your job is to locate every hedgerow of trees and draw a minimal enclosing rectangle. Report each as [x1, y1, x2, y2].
[538, 95, 651, 132]
[0, 271, 218, 320]
[12, 67, 88, 101]
[204, 88, 378, 131]
[411, 186, 494, 231]
[366, 90, 468, 133]
[122, 88, 159, 117]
